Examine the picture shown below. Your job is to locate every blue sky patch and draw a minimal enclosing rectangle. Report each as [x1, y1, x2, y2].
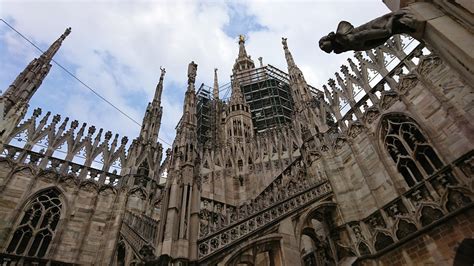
[223, 3, 268, 39]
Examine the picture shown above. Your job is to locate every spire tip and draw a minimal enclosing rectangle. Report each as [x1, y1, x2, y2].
[238, 34, 246, 44]
[64, 27, 72, 37]
[187, 61, 198, 85]
[160, 66, 166, 79]
[282, 37, 288, 49]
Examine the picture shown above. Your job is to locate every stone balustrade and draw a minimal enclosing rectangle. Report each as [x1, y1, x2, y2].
[198, 179, 332, 259]
[1, 108, 129, 174]
[120, 210, 159, 257]
[0, 144, 123, 187]
[122, 210, 159, 244]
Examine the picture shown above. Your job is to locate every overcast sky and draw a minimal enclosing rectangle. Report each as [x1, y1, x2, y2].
[0, 0, 389, 149]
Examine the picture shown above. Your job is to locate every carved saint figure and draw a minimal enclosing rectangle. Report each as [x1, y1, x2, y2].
[319, 8, 421, 54]
[187, 61, 198, 84]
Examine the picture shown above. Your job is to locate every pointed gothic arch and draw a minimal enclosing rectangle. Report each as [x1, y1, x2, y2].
[395, 218, 418, 240]
[419, 205, 444, 227]
[379, 114, 444, 187]
[6, 187, 64, 258]
[222, 234, 283, 266]
[373, 232, 395, 252]
[137, 159, 150, 177]
[116, 240, 127, 266]
[295, 202, 338, 265]
[358, 242, 371, 256]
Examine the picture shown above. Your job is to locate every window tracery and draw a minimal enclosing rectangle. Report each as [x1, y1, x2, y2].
[6, 189, 62, 258]
[382, 115, 443, 187]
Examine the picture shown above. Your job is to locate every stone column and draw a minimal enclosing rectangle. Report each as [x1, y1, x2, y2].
[278, 218, 302, 265]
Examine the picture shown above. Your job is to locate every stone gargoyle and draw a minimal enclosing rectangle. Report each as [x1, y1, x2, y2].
[319, 8, 423, 54]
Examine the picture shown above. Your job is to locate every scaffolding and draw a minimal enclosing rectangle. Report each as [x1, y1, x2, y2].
[196, 84, 213, 145]
[232, 65, 296, 133]
[195, 64, 323, 142]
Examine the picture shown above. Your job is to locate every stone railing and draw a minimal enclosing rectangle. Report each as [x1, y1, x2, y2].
[1, 108, 128, 173]
[197, 179, 332, 260]
[121, 210, 159, 254]
[123, 210, 158, 244]
[199, 156, 307, 238]
[0, 144, 123, 187]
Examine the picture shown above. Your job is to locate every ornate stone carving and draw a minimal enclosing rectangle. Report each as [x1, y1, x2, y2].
[418, 54, 442, 76]
[139, 244, 156, 262]
[398, 73, 418, 94]
[379, 91, 399, 110]
[445, 189, 472, 212]
[348, 122, 364, 139]
[197, 180, 331, 259]
[350, 224, 364, 241]
[334, 137, 347, 150]
[363, 106, 380, 124]
[187, 61, 198, 84]
[366, 212, 386, 231]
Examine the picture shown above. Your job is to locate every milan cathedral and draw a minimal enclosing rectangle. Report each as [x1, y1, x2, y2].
[0, 0, 473, 265]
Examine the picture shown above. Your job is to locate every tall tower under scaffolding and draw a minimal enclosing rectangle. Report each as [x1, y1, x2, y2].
[232, 64, 294, 133]
[195, 35, 326, 143]
[230, 35, 296, 133]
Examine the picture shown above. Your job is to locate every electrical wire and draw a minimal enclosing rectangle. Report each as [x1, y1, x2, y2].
[0, 19, 173, 147]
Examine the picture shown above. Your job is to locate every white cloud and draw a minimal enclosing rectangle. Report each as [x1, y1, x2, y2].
[0, 0, 389, 149]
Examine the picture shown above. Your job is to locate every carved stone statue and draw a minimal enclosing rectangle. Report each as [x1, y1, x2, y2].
[319, 8, 422, 54]
[187, 61, 198, 84]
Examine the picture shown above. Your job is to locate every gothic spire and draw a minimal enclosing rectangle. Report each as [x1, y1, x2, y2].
[213, 68, 219, 100]
[153, 67, 166, 105]
[224, 79, 254, 145]
[232, 35, 255, 74]
[160, 62, 201, 262]
[2, 27, 71, 114]
[282, 37, 296, 70]
[41, 27, 71, 62]
[139, 68, 166, 143]
[181, 61, 198, 127]
[238, 35, 248, 58]
[281, 37, 312, 105]
[282, 37, 328, 134]
[187, 61, 198, 90]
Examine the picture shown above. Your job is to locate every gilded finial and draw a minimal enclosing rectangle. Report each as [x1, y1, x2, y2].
[238, 34, 246, 43]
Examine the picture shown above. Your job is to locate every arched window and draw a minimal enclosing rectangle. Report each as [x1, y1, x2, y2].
[381, 115, 443, 187]
[6, 188, 62, 257]
[116, 240, 126, 266]
[135, 160, 150, 187]
[137, 160, 150, 177]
